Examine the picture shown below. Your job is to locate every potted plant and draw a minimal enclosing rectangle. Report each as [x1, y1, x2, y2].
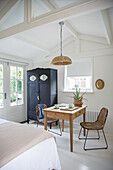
[73, 85, 86, 107]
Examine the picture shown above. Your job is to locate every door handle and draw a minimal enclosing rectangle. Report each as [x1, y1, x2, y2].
[4, 93, 7, 99]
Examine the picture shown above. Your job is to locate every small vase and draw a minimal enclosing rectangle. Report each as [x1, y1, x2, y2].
[73, 97, 83, 107]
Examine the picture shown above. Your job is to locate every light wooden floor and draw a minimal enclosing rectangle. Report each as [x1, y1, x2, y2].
[27, 121, 113, 170]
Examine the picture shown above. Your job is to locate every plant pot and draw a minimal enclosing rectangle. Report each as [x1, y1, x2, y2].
[73, 97, 83, 107]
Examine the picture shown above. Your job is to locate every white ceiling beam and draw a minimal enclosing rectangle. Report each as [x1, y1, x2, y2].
[0, 0, 9, 12]
[64, 22, 79, 39]
[49, 34, 109, 56]
[42, 0, 55, 11]
[41, 48, 113, 63]
[79, 33, 108, 44]
[75, 38, 80, 55]
[24, 0, 29, 23]
[78, 48, 113, 58]
[46, 0, 111, 43]
[0, 53, 32, 65]
[0, 0, 113, 39]
[99, 9, 113, 45]
[45, 47, 113, 62]
[44, 0, 79, 39]
[49, 36, 74, 55]
[0, 0, 22, 28]
[24, 0, 33, 23]
[0, 0, 18, 20]
[14, 35, 50, 54]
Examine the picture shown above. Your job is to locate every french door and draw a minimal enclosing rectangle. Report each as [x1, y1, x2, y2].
[0, 61, 26, 122]
[0, 62, 7, 117]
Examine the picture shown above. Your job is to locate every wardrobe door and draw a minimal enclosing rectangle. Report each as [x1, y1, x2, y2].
[50, 69, 57, 106]
[27, 72, 39, 122]
[38, 69, 50, 106]
[39, 83, 50, 106]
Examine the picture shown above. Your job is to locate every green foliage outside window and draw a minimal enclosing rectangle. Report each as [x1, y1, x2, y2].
[10, 93, 16, 103]
[17, 80, 22, 92]
[18, 70, 22, 79]
[10, 67, 23, 103]
[10, 79, 16, 93]
[0, 65, 2, 78]
[0, 65, 23, 103]
[0, 80, 2, 93]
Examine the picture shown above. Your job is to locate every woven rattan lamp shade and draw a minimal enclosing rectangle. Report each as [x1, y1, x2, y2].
[51, 21, 72, 66]
[51, 56, 72, 65]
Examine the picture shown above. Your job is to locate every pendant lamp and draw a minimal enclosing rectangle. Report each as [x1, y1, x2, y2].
[51, 21, 72, 65]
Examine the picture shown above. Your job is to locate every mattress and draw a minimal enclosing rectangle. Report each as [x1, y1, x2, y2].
[0, 119, 61, 170]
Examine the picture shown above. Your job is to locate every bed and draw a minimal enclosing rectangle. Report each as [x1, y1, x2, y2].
[0, 118, 61, 170]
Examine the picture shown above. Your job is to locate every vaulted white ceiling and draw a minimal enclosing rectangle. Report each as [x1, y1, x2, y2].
[0, 0, 113, 62]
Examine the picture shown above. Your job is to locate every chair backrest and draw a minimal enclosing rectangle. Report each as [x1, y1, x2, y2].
[97, 108, 108, 127]
[36, 104, 47, 120]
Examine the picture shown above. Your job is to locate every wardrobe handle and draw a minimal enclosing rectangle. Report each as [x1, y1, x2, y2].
[37, 96, 40, 100]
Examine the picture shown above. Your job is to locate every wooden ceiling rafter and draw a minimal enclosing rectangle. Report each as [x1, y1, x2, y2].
[99, 9, 113, 45]
[0, 0, 113, 39]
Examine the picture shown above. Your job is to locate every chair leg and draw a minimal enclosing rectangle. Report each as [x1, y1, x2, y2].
[84, 130, 89, 150]
[56, 120, 58, 126]
[78, 128, 100, 140]
[48, 120, 62, 136]
[102, 129, 108, 149]
[37, 121, 39, 127]
[97, 130, 100, 139]
[58, 120, 62, 136]
[78, 127, 82, 139]
[83, 129, 108, 151]
[50, 124, 52, 129]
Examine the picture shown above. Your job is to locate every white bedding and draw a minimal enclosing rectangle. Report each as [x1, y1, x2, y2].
[0, 119, 61, 170]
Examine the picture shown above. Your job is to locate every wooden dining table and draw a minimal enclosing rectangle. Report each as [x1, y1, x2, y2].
[43, 105, 87, 152]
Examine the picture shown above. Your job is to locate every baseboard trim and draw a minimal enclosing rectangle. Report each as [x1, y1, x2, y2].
[20, 120, 27, 124]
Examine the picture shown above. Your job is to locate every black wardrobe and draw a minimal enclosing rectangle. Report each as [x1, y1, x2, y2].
[27, 68, 57, 122]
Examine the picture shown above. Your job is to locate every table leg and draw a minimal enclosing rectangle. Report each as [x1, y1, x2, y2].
[70, 116, 73, 152]
[83, 111, 86, 136]
[44, 112, 47, 130]
[62, 120, 64, 132]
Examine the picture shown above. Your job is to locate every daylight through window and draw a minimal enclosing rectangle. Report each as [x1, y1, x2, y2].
[10, 66, 24, 106]
[65, 59, 93, 92]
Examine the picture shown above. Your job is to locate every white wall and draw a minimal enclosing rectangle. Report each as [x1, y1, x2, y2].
[1, 37, 113, 134]
[34, 39, 113, 135]
[57, 55, 113, 134]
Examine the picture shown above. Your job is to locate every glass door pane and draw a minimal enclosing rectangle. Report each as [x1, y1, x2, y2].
[0, 62, 25, 122]
[10, 65, 24, 106]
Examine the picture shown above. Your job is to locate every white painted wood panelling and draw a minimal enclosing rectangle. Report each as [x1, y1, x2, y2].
[80, 40, 111, 52]
[33, 0, 51, 17]
[0, 0, 24, 31]
[69, 12, 106, 37]
[20, 22, 71, 49]
[0, 37, 47, 61]
[57, 55, 113, 135]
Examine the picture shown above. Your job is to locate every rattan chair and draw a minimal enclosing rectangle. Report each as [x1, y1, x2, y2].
[78, 107, 108, 150]
[36, 104, 62, 136]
